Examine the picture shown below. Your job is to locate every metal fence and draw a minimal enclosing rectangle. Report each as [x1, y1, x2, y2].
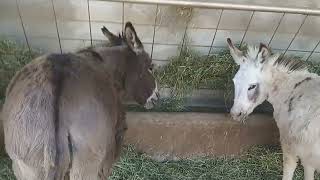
[1, 0, 320, 66]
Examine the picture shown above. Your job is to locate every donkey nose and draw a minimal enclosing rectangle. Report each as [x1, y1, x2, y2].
[230, 107, 241, 120]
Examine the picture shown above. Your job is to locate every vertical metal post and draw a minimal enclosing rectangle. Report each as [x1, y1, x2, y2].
[207, 9, 223, 57]
[15, 0, 31, 52]
[87, 0, 93, 46]
[179, 8, 193, 56]
[122, 2, 125, 31]
[240, 10, 255, 47]
[306, 40, 320, 61]
[50, 0, 62, 53]
[151, 4, 159, 59]
[268, 13, 285, 46]
[283, 15, 308, 56]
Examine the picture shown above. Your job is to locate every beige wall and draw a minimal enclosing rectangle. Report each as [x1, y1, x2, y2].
[1, 0, 320, 65]
[190, 0, 320, 9]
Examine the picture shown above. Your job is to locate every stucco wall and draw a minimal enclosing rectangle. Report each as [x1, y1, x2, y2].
[1, 0, 320, 66]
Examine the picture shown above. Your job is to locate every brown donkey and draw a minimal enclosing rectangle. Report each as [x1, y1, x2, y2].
[1, 22, 159, 180]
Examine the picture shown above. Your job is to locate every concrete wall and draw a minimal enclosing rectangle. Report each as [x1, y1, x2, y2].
[0, 110, 279, 156]
[125, 112, 279, 159]
[1, 0, 320, 66]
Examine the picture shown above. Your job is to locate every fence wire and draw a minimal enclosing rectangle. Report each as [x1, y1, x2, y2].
[10, 0, 320, 61]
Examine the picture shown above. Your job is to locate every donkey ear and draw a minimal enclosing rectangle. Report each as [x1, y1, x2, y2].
[101, 26, 122, 46]
[258, 43, 271, 63]
[124, 22, 144, 54]
[227, 38, 244, 65]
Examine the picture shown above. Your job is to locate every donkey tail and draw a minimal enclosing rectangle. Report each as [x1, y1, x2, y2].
[46, 54, 73, 179]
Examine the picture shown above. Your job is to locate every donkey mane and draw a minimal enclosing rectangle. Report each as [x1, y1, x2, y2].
[245, 45, 308, 73]
[245, 46, 260, 60]
[76, 33, 124, 61]
[272, 55, 308, 72]
[77, 31, 125, 53]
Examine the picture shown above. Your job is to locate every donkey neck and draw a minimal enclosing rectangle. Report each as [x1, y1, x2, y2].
[265, 68, 316, 119]
[267, 70, 311, 102]
[93, 46, 131, 91]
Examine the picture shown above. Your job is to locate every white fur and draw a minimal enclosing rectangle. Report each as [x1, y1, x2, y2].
[144, 80, 159, 109]
[16, 159, 37, 180]
[229, 42, 320, 180]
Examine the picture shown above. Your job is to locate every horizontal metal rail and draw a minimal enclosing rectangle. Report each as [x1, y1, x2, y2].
[108, 0, 320, 16]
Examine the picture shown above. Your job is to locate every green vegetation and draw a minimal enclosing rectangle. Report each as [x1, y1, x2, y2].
[0, 39, 35, 104]
[110, 146, 318, 180]
[155, 47, 237, 97]
[156, 46, 320, 98]
[0, 154, 14, 180]
[150, 47, 238, 112]
[0, 145, 318, 180]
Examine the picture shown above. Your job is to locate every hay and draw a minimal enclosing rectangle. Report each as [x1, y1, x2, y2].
[155, 46, 237, 96]
[0, 39, 35, 103]
[108, 145, 316, 180]
[155, 46, 320, 99]
[0, 145, 318, 179]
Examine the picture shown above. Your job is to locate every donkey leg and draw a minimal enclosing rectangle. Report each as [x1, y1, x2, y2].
[12, 160, 24, 180]
[282, 152, 298, 180]
[69, 156, 102, 180]
[69, 143, 105, 180]
[12, 159, 42, 180]
[302, 162, 315, 180]
[98, 146, 118, 179]
[69, 136, 118, 180]
[54, 131, 72, 180]
[99, 161, 113, 179]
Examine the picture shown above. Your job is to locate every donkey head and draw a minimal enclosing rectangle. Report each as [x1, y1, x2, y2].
[227, 38, 271, 122]
[101, 22, 159, 109]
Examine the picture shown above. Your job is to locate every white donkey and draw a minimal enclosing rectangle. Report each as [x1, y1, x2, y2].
[227, 38, 320, 180]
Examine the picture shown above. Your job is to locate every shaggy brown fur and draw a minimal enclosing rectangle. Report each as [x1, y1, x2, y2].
[2, 22, 157, 180]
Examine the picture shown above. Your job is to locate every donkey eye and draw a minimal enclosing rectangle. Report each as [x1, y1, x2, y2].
[149, 64, 154, 71]
[248, 84, 257, 91]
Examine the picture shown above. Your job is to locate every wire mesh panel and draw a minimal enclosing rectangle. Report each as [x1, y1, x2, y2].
[1, 0, 320, 61]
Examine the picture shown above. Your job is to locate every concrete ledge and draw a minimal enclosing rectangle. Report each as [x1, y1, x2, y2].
[0, 111, 279, 159]
[124, 112, 279, 160]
